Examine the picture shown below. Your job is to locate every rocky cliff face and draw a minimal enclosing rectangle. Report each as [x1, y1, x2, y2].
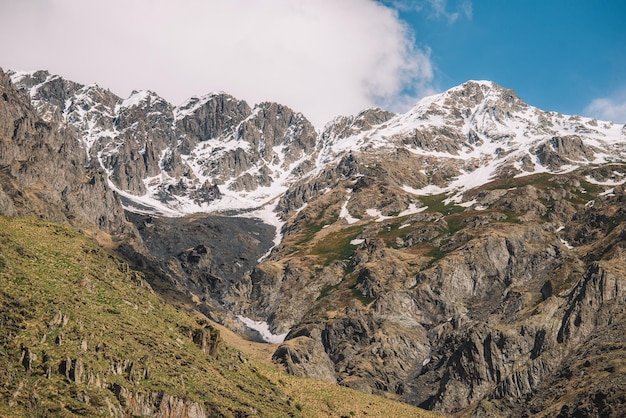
[255, 168, 626, 416]
[0, 69, 130, 236]
[124, 210, 276, 327]
[5, 68, 626, 416]
[9, 70, 319, 216]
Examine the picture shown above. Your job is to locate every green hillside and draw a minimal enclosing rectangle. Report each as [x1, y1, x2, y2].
[0, 216, 434, 417]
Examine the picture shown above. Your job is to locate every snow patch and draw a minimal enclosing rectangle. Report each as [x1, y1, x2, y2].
[458, 199, 477, 208]
[366, 208, 393, 222]
[246, 200, 285, 262]
[339, 191, 360, 224]
[398, 203, 427, 217]
[119, 90, 151, 109]
[403, 184, 447, 196]
[237, 316, 288, 344]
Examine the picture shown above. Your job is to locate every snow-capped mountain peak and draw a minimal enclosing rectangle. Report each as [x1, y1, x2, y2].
[8, 70, 626, 229]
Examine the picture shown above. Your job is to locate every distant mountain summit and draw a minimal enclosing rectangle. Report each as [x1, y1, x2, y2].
[9, 70, 318, 225]
[9, 71, 625, 225]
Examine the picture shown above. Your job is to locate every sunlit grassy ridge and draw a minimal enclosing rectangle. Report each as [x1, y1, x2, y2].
[0, 216, 435, 417]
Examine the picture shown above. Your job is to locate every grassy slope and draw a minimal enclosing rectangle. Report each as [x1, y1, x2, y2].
[0, 216, 435, 418]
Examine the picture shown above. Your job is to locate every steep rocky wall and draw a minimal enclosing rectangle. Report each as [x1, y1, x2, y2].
[242, 160, 626, 416]
[0, 68, 129, 235]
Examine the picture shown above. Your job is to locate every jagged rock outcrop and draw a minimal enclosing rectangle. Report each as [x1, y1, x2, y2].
[272, 336, 337, 383]
[322, 108, 396, 141]
[192, 325, 220, 358]
[108, 384, 209, 418]
[535, 135, 598, 170]
[511, 310, 626, 417]
[177, 93, 251, 142]
[10, 71, 320, 212]
[0, 68, 129, 235]
[245, 163, 626, 416]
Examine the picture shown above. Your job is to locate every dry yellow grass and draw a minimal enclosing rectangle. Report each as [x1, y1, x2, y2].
[262, 365, 441, 418]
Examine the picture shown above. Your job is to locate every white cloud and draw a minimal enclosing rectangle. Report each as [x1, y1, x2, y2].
[383, 0, 473, 23]
[583, 91, 626, 124]
[429, 0, 460, 22]
[0, 0, 434, 127]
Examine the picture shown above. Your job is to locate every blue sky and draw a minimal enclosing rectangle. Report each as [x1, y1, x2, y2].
[0, 0, 624, 126]
[384, 0, 626, 121]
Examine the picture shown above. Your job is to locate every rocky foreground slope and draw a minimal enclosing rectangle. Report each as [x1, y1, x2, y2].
[3, 67, 626, 416]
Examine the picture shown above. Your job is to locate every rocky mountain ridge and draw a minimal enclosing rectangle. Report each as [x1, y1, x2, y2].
[0, 70, 131, 237]
[9, 70, 318, 225]
[4, 67, 626, 416]
[10, 70, 625, 223]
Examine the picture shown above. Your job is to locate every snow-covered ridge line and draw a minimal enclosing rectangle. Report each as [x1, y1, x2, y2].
[9, 70, 626, 234]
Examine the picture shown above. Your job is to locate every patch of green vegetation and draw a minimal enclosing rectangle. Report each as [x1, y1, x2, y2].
[350, 288, 376, 306]
[378, 210, 470, 250]
[296, 222, 325, 246]
[474, 172, 554, 193]
[377, 220, 414, 247]
[418, 193, 464, 215]
[578, 179, 603, 195]
[564, 183, 595, 205]
[297, 205, 347, 248]
[445, 215, 466, 235]
[499, 209, 522, 224]
[317, 284, 339, 300]
[310, 225, 363, 266]
[425, 245, 449, 262]
[294, 201, 343, 247]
